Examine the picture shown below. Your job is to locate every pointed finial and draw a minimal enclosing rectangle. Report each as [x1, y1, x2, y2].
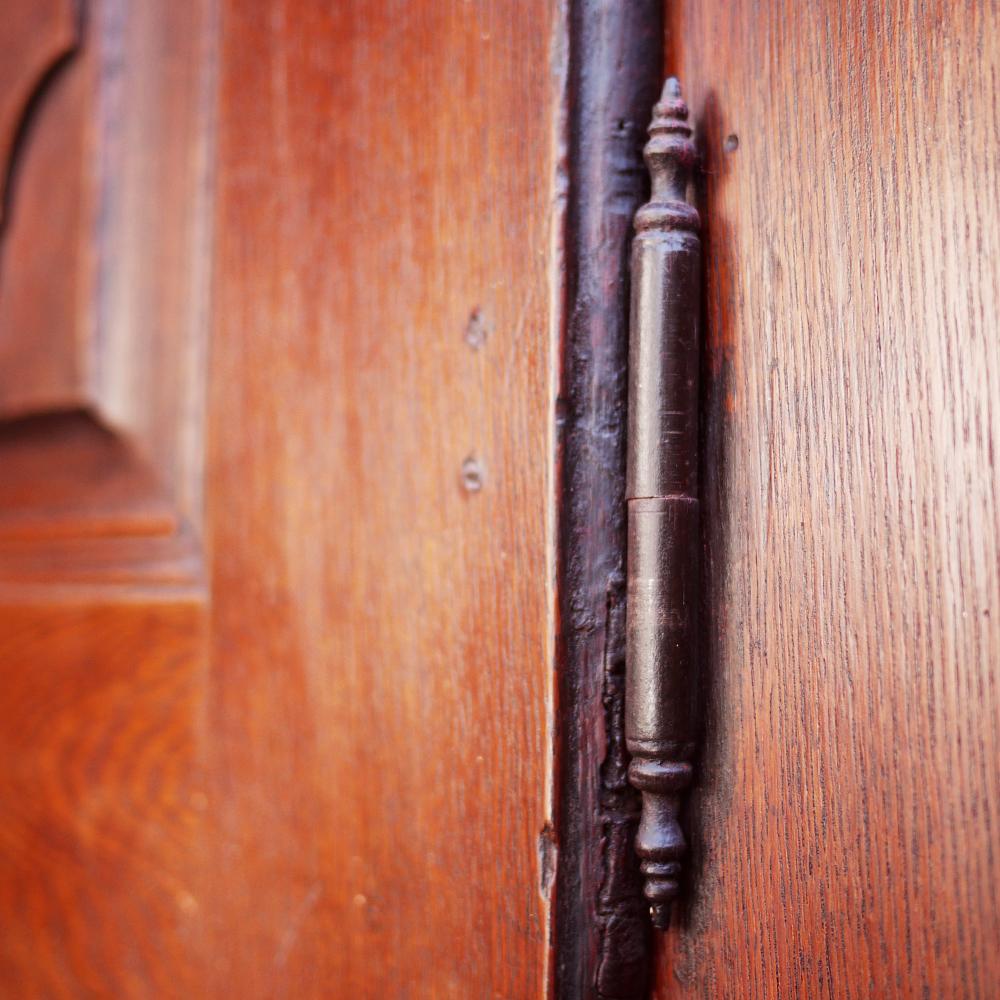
[651, 78, 692, 138]
[634, 76, 699, 232]
[657, 77, 687, 120]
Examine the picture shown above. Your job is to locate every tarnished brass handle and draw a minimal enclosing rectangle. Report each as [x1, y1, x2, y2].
[625, 77, 702, 930]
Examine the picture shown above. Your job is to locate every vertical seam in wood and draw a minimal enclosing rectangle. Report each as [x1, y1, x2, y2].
[553, 2, 664, 997]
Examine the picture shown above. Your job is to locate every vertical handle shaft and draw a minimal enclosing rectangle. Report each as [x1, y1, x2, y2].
[625, 77, 701, 930]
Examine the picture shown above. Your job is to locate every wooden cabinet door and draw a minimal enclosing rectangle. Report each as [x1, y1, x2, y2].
[657, 2, 1000, 998]
[1, 1, 998, 998]
[0, 0, 564, 996]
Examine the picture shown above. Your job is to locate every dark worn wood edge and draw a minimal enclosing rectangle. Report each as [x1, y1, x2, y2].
[553, 3, 663, 997]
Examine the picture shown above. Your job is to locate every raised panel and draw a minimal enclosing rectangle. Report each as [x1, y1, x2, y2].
[0, 6, 214, 987]
[0, 0, 215, 596]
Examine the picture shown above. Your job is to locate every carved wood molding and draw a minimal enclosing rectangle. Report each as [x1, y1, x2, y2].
[0, 0, 214, 599]
[0, 0, 79, 221]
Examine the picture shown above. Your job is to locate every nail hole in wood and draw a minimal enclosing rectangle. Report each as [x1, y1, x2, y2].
[461, 456, 484, 493]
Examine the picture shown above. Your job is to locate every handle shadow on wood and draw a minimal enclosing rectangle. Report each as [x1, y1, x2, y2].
[625, 77, 702, 931]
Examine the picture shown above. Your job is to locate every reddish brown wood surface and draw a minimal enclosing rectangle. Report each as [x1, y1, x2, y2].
[0, 0, 566, 993]
[658, 2, 1000, 997]
[5, 0, 998, 994]
[0, 412, 175, 539]
[0, 411, 202, 598]
[0, 0, 214, 595]
[0, 601, 208, 997]
[0, 0, 214, 522]
[0, 2, 211, 994]
[0, 0, 87, 416]
[0, 0, 76, 207]
[88, 0, 217, 524]
[204, 1, 563, 995]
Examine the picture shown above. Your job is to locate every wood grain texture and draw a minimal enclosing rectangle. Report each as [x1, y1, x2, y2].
[206, 1, 564, 995]
[0, 601, 208, 997]
[0, 4, 211, 993]
[658, 1, 1000, 996]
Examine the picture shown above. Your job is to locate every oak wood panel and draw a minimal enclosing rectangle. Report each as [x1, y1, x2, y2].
[658, 2, 1000, 997]
[0, 601, 207, 997]
[206, 1, 563, 995]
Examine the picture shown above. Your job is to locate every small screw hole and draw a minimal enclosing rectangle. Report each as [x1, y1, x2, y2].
[464, 308, 488, 349]
[461, 456, 484, 493]
[723, 133, 739, 153]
